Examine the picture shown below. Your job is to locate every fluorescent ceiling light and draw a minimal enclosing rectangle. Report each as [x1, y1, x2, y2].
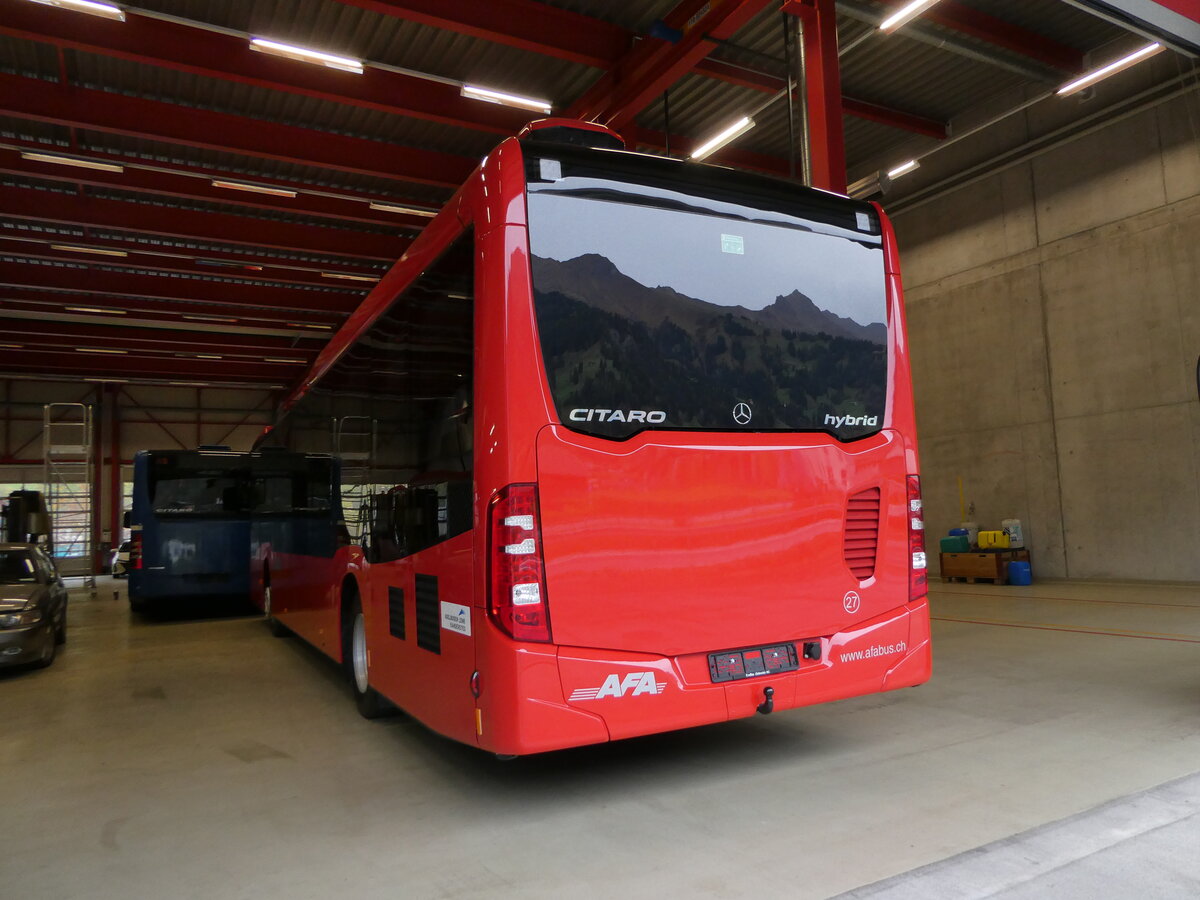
[21, 151, 124, 173]
[368, 201, 438, 217]
[460, 84, 552, 114]
[321, 272, 379, 283]
[690, 116, 755, 161]
[170, 381, 210, 387]
[887, 159, 920, 179]
[50, 244, 129, 257]
[211, 179, 297, 198]
[25, 0, 125, 22]
[288, 322, 334, 330]
[175, 353, 223, 359]
[879, 0, 944, 32]
[66, 306, 126, 315]
[182, 314, 238, 323]
[265, 357, 305, 364]
[249, 38, 364, 75]
[77, 347, 127, 354]
[0, 343, 23, 349]
[1057, 43, 1164, 97]
[85, 377, 129, 383]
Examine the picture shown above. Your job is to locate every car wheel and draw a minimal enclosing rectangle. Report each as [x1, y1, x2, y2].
[346, 597, 390, 719]
[35, 623, 57, 668]
[264, 585, 289, 637]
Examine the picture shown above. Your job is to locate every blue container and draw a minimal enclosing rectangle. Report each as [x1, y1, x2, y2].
[1008, 561, 1032, 585]
[949, 528, 968, 537]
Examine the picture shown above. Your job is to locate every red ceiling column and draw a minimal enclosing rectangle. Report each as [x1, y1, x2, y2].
[108, 384, 121, 558]
[785, 0, 846, 194]
[91, 384, 104, 574]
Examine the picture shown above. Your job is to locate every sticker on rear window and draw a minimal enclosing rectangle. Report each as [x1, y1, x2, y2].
[721, 233, 744, 255]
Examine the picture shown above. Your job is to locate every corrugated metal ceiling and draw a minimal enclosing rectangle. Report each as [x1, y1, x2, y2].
[0, 0, 1184, 388]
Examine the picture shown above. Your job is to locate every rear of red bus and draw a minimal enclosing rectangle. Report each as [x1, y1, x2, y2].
[469, 127, 931, 756]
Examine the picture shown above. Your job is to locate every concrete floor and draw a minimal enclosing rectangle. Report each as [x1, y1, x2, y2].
[2, 579, 1198, 899]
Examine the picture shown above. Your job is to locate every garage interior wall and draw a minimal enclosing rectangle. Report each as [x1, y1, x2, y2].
[0, 380, 277, 560]
[893, 88, 1200, 582]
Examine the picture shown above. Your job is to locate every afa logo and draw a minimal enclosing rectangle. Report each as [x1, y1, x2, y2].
[568, 672, 667, 702]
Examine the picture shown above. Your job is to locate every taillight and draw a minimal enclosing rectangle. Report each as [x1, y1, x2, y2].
[488, 484, 551, 643]
[908, 475, 926, 601]
[130, 532, 143, 570]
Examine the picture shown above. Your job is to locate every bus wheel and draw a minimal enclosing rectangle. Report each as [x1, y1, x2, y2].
[264, 585, 289, 638]
[347, 598, 389, 719]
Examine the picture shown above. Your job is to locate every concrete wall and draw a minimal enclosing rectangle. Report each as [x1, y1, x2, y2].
[892, 90, 1200, 581]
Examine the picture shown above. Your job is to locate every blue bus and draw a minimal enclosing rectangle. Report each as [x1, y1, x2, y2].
[247, 450, 343, 639]
[128, 447, 342, 616]
[127, 448, 254, 612]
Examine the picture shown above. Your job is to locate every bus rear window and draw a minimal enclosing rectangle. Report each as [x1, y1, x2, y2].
[151, 473, 242, 515]
[525, 150, 888, 441]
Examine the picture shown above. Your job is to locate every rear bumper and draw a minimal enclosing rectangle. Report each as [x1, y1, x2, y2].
[0, 622, 53, 668]
[479, 598, 931, 756]
[129, 570, 249, 600]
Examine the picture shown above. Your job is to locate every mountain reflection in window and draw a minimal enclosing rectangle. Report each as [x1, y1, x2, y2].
[526, 165, 888, 441]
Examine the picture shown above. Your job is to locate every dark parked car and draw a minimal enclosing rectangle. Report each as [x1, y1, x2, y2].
[0, 543, 68, 670]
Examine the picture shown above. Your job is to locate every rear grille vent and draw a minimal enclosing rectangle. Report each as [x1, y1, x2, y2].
[415, 574, 440, 654]
[844, 487, 882, 580]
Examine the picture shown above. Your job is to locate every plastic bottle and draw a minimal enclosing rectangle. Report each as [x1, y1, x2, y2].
[961, 521, 979, 549]
[1001, 518, 1024, 549]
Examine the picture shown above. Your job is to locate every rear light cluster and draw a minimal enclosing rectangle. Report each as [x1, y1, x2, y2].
[488, 484, 551, 643]
[908, 475, 926, 600]
[130, 531, 143, 571]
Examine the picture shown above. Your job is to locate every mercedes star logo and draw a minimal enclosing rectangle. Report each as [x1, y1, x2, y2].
[732, 402, 752, 425]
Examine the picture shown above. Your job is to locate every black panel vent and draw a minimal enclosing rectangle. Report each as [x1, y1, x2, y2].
[388, 586, 405, 640]
[415, 574, 440, 654]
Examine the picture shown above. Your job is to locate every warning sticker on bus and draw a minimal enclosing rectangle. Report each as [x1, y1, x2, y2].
[440, 602, 471, 636]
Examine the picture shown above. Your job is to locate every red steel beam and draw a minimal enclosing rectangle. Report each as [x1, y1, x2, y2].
[898, 1, 1085, 73]
[0, 238, 383, 289]
[786, 0, 847, 193]
[0, 149, 429, 231]
[1, 318, 321, 355]
[0, 74, 476, 189]
[0, 258, 364, 314]
[92, 383, 102, 572]
[332, 0, 631, 67]
[108, 383, 120, 550]
[0, 4, 532, 137]
[841, 97, 946, 140]
[332, 0, 946, 138]
[0, 183, 406, 260]
[577, 0, 777, 129]
[0, 285, 346, 329]
[0, 229, 384, 279]
[0, 349, 304, 381]
[1, 135, 445, 221]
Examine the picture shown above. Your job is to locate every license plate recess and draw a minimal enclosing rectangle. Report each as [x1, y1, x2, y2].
[708, 643, 798, 683]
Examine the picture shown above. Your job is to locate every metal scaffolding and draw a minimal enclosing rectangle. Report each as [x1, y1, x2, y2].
[43, 402, 96, 596]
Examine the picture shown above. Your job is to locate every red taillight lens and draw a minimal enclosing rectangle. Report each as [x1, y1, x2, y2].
[488, 484, 551, 643]
[908, 475, 927, 601]
[130, 532, 143, 570]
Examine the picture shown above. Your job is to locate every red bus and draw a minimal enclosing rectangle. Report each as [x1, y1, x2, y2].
[253, 119, 931, 756]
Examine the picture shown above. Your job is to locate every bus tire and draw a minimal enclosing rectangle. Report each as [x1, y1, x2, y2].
[263, 585, 289, 638]
[345, 595, 390, 720]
